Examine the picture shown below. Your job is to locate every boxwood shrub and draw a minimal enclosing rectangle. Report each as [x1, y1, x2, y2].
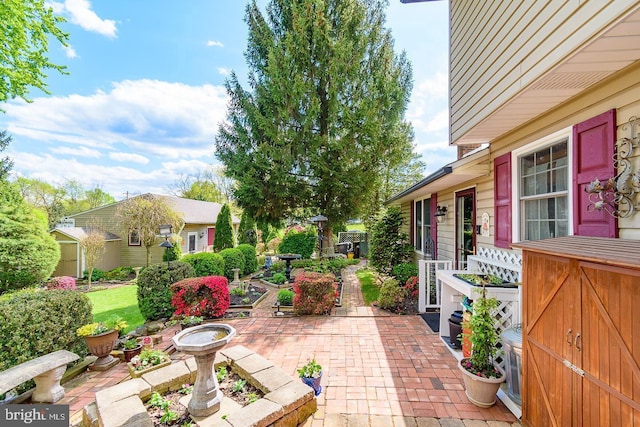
[182, 252, 225, 277]
[277, 228, 317, 259]
[377, 278, 406, 313]
[236, 244, 258, 276]
[277, 288, 295, 306]
[219, 248, 245, 280]
[392, 262, 419, 286]
[0, 289, 92, 389]
[137, 261, 194, 321]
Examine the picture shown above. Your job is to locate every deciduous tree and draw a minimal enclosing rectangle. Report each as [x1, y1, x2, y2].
[0, 131, 13, 181]
[0, 1, 69, 104]
[79, 219, 105, 289]
[115, 194, 182, 267]
[215, 0, 414, 242]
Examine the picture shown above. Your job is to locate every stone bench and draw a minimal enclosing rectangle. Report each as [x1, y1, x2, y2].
[0, 350, 79, 403]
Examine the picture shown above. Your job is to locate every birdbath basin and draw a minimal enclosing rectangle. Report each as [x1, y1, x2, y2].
[277, 253, 301, 281]
[172, 324, 236, 417]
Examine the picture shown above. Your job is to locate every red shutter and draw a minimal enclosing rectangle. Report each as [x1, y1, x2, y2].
[430, 195, 438, 256]
[409, 202, 414, 246]
[572, 109, 617, 238]
[494, 153, 512, 248]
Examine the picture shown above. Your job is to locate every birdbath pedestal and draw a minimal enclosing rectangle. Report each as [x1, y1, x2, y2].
[277, 253, 302, 281]
[231, 268, 241, 285]
[172, 324, 236, 417]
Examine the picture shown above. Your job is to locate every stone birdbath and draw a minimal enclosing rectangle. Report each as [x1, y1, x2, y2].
[277, 253, 301, 281]
[172, 324, 236, 417]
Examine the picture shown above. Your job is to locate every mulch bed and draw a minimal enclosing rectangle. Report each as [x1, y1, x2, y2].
[228, 284, 267, 307]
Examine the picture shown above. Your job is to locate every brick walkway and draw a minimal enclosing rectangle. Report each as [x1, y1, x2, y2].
[63, 262, 521, 426]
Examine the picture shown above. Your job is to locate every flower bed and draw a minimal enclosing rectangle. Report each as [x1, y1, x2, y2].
[228, 284, 268, 308]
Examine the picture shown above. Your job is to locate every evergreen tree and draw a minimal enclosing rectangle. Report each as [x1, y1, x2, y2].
[215, 0, 414, 244]
[237, 211, 258, 245]
[0, 182, 60, 292]
[213, 204, 234, 251]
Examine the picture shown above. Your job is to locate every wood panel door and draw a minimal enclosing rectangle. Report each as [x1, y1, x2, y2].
[579, 262, 640, 427]
[523, 252, 577, 427]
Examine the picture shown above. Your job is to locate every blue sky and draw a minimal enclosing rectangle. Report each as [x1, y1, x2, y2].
[1, 0, 453, 200]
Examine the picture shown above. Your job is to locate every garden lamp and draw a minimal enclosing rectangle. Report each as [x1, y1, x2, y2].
[311, 214, 328, 259]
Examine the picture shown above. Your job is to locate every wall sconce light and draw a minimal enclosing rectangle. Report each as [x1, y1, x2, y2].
[199, 231, 205, 239]
[585, 116, 640, 218]
[434, 205, 448, 224]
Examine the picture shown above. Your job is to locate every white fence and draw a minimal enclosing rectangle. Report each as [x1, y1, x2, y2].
[418, 259, 452, 312]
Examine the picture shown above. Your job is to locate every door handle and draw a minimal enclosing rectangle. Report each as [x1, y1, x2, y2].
[566, 329, 572, 346]
[575, 332, 582, 351]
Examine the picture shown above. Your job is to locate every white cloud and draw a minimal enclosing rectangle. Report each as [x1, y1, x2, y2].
[3, 79, 228, 158]
[52, 0, 117, 38]
[207, 40, 224, 47]
[50, 146, 101, 158]
[217, 67, 231, 76]
[63, 45, 77, 59]
[109, 152, 149, 165]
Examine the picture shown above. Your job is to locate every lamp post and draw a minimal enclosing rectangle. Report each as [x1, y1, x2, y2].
[310, 214, 328, 259]
[158, 224, 173, 269]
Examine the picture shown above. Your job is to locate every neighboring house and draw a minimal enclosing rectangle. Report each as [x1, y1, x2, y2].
[392, 1, 640, 423]
[390, 1, 640, 266]
[51, 194, 240, 277]
[50, 228, 121, 278]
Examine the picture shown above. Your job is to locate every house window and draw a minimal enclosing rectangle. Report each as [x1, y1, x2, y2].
[128, 229, 141, 246]
[519, 140, 569, 240]
[414, 198, 432, 253]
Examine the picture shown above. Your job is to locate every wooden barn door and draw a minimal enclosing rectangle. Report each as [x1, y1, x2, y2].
[523, 252, 577, 427]
[579, 262, 640, 427]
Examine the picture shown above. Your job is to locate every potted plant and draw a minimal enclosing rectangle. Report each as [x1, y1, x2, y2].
[127, 348, 171, 378]
[297, 356, 322, 396]
[122, 338, 142, 362]
[459, 285, 505, 407]
[76, 315, 127, 370]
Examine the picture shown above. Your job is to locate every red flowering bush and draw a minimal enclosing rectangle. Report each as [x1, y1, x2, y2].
[46, 276, 76, 290]
[170, 276, 230, 318]
[292, 271, 337, 316]
[403, 276, 419, 314]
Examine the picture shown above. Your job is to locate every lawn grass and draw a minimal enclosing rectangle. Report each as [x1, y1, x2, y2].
[356, 268, 379, 305]
[86, 285, 143, 333]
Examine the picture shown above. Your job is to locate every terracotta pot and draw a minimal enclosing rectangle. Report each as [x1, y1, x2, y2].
[458, 359, 505, 408]
[123, 344, 142, 362]
[84, 330, 118, 369]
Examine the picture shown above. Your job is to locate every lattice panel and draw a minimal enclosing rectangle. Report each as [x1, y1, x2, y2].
[477, 264, 520, 283]
[337, 232, 368, 244]
[477, 247, 522, 267]
[491, 300, 516, 370]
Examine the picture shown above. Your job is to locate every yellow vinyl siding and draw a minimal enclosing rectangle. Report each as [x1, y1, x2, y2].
[450, 0, 636, 144]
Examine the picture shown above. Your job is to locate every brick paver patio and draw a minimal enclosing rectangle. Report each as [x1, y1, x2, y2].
[63, 261, 521, 426]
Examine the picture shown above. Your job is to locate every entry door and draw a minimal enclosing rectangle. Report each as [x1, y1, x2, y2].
[455, 189, 476, 269]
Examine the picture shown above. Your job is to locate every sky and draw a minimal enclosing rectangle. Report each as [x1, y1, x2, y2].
[1, 0, 454, 201]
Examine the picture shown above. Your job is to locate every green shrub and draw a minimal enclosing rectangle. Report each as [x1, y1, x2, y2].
[377, 278, 406, 313]
[182, 252, 225, 277]
[0, 289, 92, 391]
[277, 228, 316, 259]
[271, 261, 285, 273]
[162, 240, 182, 262]
[270, 272, 287, 285]
[236, 244, 258, 275]
[369, 206, 413, 275]
[392, 263, 419, 286]
[213, 204, 234, 251]
[0, 184, 59, 292]
[219, 248, 245, 280]
[83, 268, 105, 282]
[277, 288, 295, 306]
[137, 261, 194, 321]
[104, 267, 135, 281]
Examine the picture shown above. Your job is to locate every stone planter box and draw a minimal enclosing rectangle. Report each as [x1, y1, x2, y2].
[127, 359, 171, 379]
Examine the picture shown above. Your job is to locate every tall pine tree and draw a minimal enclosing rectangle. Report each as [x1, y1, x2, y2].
[215, 0, 415, 241]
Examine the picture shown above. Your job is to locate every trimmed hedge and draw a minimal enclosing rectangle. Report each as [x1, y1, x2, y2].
[277, 288, 295, 306]
[170, 276, 230, 318]
[236, 244, 258, 276]
[182, 252, 225, 277]
[219, 248, 245, 280]
[377, 278, 406, 313]
[277, 228, 316, 259]
[293, 271, 337, 315]
[0, 289, 92, 384]
[137, 261, 194, 321]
